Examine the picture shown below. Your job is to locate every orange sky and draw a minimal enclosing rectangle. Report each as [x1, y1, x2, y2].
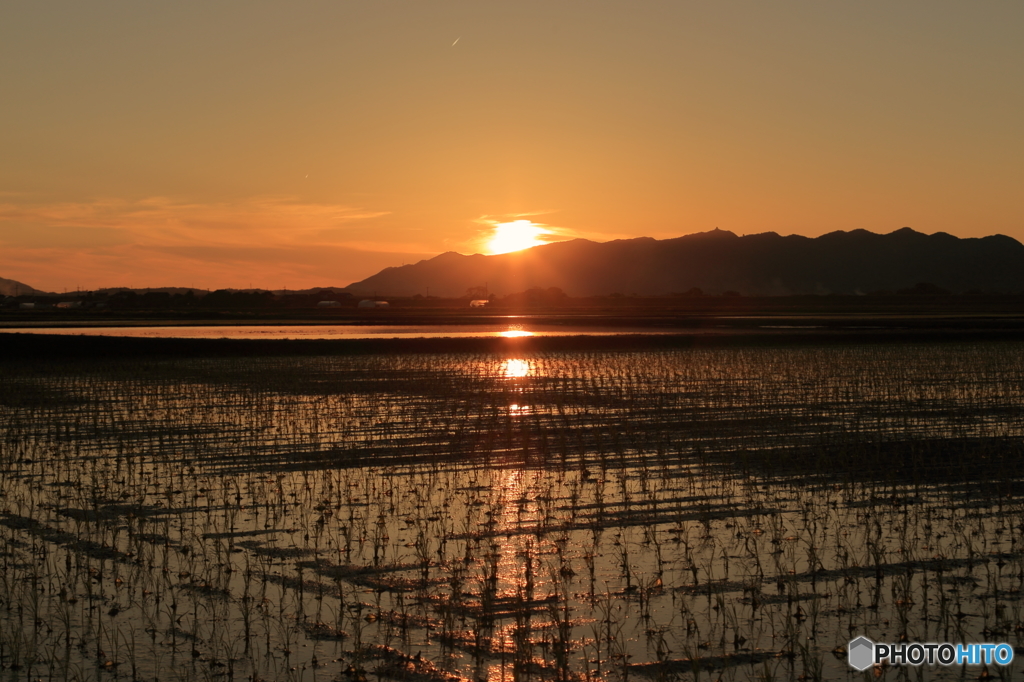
[2, 3, 1023, 291]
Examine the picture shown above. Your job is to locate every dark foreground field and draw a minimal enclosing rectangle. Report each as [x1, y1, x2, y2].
[2, 331, 1024, 682]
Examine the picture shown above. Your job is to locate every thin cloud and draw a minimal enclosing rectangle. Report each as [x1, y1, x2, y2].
[2, 242, 434, 292]
[0, 196, 437, 290]
[0, 196, 392, 249]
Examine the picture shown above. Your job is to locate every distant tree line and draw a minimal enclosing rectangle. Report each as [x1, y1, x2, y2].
[3, 282, 1023, 312]
[0, 289, 358, 310]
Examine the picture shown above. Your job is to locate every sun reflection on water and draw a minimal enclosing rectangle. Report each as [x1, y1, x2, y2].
[483, 467, 548, 682]
[500, 358, 532, 378]
[507, 403, 531, 417]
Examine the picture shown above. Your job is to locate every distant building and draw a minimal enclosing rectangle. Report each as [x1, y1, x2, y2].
[316, 300, 341, 308]
[56, 301, 82, 309]
[469, 299, 489, 308]
[357, 300, 389, 308]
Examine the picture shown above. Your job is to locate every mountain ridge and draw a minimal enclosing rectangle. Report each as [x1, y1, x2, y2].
[342, 228, 1024, 297]
[0, 276, 48, 296]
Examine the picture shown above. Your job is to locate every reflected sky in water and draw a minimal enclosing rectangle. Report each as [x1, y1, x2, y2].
[0, 324, 678, 340]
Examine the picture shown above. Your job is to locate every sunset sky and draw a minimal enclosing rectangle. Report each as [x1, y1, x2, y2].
[2, 2, 1023, 292]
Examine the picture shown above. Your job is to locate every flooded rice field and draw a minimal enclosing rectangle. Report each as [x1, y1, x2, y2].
[2, 342, 1024, 682]
[0, 325, 684, 341]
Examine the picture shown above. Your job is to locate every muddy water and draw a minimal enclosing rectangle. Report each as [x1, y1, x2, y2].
[2, 343, 1024, 681]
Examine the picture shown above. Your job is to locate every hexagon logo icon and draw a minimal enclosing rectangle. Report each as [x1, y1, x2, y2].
[848, 636, 875, 671]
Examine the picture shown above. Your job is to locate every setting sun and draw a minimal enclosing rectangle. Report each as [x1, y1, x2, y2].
[485, 220, 550, 255]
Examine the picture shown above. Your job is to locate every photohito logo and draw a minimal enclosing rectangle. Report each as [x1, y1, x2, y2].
[848, 636, 1014, 670]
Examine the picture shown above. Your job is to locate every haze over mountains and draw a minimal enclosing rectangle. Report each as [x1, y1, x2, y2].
[343, 228, 1024, 298]
[6, 228, 1024, 299]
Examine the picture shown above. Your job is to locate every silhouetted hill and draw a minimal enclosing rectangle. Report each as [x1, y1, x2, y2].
[0, 276, 47, 296]
[342, 228, 1024, 297]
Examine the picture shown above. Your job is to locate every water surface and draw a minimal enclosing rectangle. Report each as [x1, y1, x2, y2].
[0, 323, 689, 339]
[2, 343, 1022, 681]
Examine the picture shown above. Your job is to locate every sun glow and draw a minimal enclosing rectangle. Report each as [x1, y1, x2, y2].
[485, 220, 550, 255]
